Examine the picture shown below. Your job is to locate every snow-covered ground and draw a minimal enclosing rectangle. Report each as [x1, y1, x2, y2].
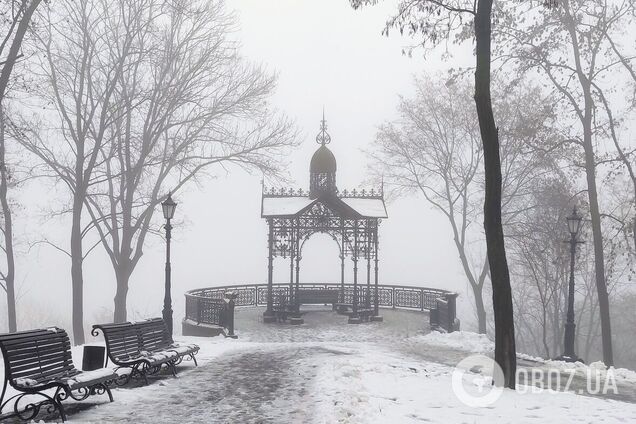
[314, 346, 636, 424]
[2, 307, 636, 423]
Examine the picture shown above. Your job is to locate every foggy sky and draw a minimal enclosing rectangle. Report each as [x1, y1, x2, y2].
[9, 0, 480, 332]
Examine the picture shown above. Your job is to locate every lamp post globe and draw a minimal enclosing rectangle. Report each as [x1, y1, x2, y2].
[162, 192, 177, 338]
[566, 206, 582, 237]
[162, 192, 177, 220]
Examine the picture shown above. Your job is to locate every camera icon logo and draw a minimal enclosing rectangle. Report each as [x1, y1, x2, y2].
[452, 354, 505, 407]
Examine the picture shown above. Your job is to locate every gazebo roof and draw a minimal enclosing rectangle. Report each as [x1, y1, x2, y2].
[262, 113, 387, 220]
[261, 192, 387, 219]
[310, 145, 337, 173]
[340, 197, 387, 218]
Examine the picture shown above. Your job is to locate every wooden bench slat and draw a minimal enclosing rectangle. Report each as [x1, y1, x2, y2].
[9, 350, 72, 371]
[107, 336, 140, 345]
[0, 328, 60, 341]
[13, 365, 76, 383]
[10, 353, 73, 374]
[8, 342, 71, 361]
[136, 320, 172, 351]
[108, 343, 140, 351]
[7, 336, 71, 348]
[6, 340, 71, 357]
[12, 360, 75, 380]
[2, 331, 66, 343]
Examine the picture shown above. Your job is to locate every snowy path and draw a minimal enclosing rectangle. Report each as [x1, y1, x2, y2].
[68, 307, 424, 423]
[3, 307, 636, 423]
[70, 343, 349, 423]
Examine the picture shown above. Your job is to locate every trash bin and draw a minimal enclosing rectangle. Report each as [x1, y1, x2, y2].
[82, 345, 106, 371]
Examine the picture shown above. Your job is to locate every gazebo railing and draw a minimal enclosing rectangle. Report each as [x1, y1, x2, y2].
[185, 283, 459, 332]
[184, 291, 238, 337]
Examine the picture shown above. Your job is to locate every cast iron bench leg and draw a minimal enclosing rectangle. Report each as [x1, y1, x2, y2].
[53, 389, 67, 422]
[169, 361, 178, 377]
[104, 384, 114, 402]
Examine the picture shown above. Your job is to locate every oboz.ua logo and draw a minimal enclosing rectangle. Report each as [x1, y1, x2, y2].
[452, 354, 504, 407]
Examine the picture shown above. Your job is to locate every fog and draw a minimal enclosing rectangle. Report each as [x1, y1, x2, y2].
[3, 0, 636, 422]
[6, 0, 476, 332]
[3, 0, 635, 373]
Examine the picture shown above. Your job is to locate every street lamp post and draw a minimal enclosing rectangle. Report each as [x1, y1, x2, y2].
[561, 206, 584, 362]
[162, 192, 177, 337]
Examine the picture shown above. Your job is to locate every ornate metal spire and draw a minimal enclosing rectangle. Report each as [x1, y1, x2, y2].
[316, 108, 331, 146]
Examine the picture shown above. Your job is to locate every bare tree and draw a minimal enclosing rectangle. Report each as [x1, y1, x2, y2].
[351, 0, 518, 386]
[373, 77, 488, 332]
[16, 0, 135, 344]
[374, 75, 558, 335]
[13, 0, 295, 336]
[599, 3, 636, 255]
[80, 0, 295, 323]
[0, 104, 16, 333]
[0, 0, 44, 333]
[494, 0, 636, 366]
[0, 0, 43, 103]
[508, 178, 572, 358]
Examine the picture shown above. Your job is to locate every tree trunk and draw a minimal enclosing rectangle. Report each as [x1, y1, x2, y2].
[560, 0, 613, 367]
[0, 0, 43, 335]
[0, 105, 16, 332]
[632, 217, 636, 258]
[70, 193, 85, 345]
[453, 232, 488, 334]
[113, 264, 130, 323]
[471, 283, 487, 334]
[582, 138, 613, 366]
[474, 0, 516, 388]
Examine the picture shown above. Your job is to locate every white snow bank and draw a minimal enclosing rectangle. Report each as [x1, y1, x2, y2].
[409, 330, 495, 354]
[517, 352, 548, 363]
[612, 366, 636, 382]
[540, 359, 636, 384]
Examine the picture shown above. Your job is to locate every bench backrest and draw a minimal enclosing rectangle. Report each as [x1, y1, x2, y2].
[297, 289, 339, 304]
[91, 322, 141, 362]
[0, 328, 75, 384]
[134, 318, 172, 351]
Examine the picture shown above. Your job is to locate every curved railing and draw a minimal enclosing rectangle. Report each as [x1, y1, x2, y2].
[186, 283, 455, 310]
[185, 283, 459, 332]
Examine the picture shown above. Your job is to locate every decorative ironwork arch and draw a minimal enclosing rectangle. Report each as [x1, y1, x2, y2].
[298, 230, 346, 257]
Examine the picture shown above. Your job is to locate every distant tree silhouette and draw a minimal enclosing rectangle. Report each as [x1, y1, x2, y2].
[0, 0, 44, 333]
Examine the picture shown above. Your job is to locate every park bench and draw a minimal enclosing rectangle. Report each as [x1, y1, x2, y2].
[0, 327, 116, 422]
[91, 318, 199, 386]
[296, 289, 339, 306]
[135, 318, 199, 366]
[334, 302, 374, 319]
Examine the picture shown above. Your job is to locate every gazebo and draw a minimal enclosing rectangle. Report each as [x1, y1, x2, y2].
[261, 115, 387, 324]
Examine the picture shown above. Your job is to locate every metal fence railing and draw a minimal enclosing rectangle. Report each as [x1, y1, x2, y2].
[184, 283, 459, 333]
